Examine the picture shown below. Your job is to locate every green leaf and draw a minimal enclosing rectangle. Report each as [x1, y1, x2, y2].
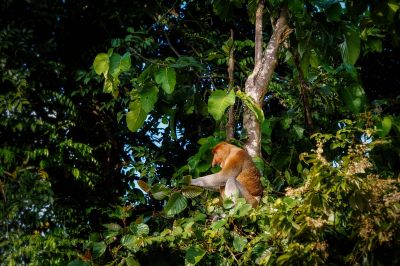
[164, 192, 188, 216]
[208, 89, 235, 121]
[236, 203, 252, 217]
[139, 86, 159, 113]
[93, 53, 109, 75]
[72, 168, 80, 178]
[151, 184, 171, 200]
[92, 241, 107, 258]
[236, 90, 264, 122]
[154, 67, 176, 94]
[104, 78, 113, 93]
[185, 245, 206, 265]
[120, 52, 131, 72]
[109, 53, 122, 78]
[181, 186, 204, 198]
[233, 235, 248, 252]
[340, 25, 360, 65]
[103, 223, 122, 232]
[126, 101, 147, 132]
[125, 256, 140, 266]
[339, 83, 367, 114]
[121, 234, 136, 249]
[211, 219, 227, 230]
[377, 116, 392, 137]
[293, 124, 305, 139]
[223, 197, 235, 209]
[130, 223, 150, 236]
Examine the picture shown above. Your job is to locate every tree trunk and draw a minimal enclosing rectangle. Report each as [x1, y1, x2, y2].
[243, 3, 290, 157]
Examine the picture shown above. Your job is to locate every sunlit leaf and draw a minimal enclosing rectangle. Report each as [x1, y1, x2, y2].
[120, 52, 131, 72]
[126, 101, 147, 132]
[211, 219, 227, 230]
[154, 67, 176, 94]
[208, 89, 235, 121]
[72, 168, 80, 178]
[93, 53, 109, 75]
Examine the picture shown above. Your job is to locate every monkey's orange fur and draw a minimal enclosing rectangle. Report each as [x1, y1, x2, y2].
[191, 142, 263, 207]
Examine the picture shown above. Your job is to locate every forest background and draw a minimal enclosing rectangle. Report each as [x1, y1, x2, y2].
[1, 0, 400, 265]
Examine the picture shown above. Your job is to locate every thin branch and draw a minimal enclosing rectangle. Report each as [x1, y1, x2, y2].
[226, 29, 236, 140]
[292, 49, 313, 130]
[163, 29, 181, 57]
[255, 0, 264, 65]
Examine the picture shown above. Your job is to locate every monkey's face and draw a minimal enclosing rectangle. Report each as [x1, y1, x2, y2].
[211, 143, 230, 167]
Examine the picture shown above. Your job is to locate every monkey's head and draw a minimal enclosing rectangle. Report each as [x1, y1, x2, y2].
[211, 142, 231, 167]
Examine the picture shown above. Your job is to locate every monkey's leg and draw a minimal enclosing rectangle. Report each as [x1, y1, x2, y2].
[224, 177, 259, 207]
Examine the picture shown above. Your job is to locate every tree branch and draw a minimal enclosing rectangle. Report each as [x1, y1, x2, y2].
[243, 7, 291, 157]
[254, 0, 264, 65]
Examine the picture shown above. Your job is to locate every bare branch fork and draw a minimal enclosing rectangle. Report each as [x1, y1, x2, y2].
[243, 1, 291, 157]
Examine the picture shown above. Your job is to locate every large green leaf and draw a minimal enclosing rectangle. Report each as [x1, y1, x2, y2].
[109, 53, 122, 78]
[139, 86, 159, 113]
[339, 83, 367, 114]
[185, 245, 206, 265]
[126, 101, 147, 132]
[233, 235, 248, 252]
[92, 241, 107, 258]
[181, 186, 204, 198]
[151, 184, 171, 200]
[154, 67, 176, 94]
[93, 53, 109, 75]
[164, 192, 187, 216]
[340, 25, 360, 65]
[125, 257, 140, 266]
[207, 89, 235, 121]
[130, 223, 150, 236]
[120, 52, 131, 72]
[377, 116, 392, 137]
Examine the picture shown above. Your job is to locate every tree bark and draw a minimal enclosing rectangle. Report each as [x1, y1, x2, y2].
[243, 4, 290, 157]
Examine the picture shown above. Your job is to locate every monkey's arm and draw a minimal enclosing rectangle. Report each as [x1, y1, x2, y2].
[191, 173, 227, 190]
[191, 150, 243, 189]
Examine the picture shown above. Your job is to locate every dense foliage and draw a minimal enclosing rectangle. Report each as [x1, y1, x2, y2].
[1, 0, 399, 265]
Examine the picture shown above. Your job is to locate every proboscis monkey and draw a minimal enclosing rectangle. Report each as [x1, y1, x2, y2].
[191, 142, 263, 207]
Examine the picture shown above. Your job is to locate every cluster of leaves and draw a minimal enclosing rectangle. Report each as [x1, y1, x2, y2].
[71, 121, 399, 265]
